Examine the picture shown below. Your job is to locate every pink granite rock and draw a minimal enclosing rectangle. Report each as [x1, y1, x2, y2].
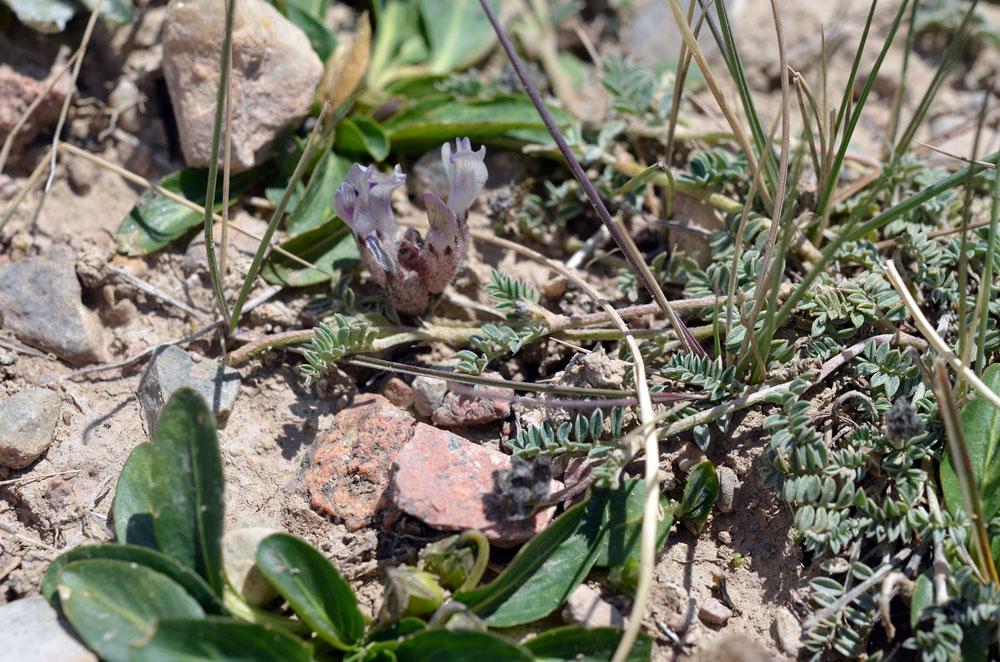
[390, 424, 561, 546]
[300, 394, 416, 531]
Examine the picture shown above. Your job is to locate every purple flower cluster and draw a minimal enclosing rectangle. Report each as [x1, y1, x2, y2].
[334, 138, 487, 314]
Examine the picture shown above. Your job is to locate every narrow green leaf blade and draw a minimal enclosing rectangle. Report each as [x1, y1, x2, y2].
[113, 442, 156, 548]
[394, 629, 532, 662]
[418, 0, 499, 74]
[941, 364, 1000, 521]
[383, 94, 571, 151]
[116, 169, 250, 256]
[524, 626, 653, 662]
[151, 389, 225, 594]
[56, 559, 204, 662]
[596, 479, 673, 567]
[43, 543, 227, 615]
[286, 151, 353, 236]
[261, 218, 359, 286]
[255, 533, 365, 649]
[130, 617, 315, 662]
[454, 494, 607, 627]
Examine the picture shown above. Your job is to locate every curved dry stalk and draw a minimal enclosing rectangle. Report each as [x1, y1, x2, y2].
[0, 146, 52, 234]
[885, 261, 1000, 412]
[45, 0, 104, 193]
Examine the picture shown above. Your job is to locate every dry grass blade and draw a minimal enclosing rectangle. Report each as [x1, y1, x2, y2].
[319, 10, 372, 110]
[201, 0, 237, 324]
[885, 261, 1000, 413]
[663, 0, 772, 210]
[45, 0, 104, 194]
[0, 146, 52, 234]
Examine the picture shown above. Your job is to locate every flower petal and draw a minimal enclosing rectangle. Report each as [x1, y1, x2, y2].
[423, 193, 458, 251]
[369, 165, 406, 238]
[443, 139, 487, 217]
[365, 232, 397, 276]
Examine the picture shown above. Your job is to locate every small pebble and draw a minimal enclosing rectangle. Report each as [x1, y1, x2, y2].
[380, 377, 412, 409]
[0, 387, 62, 469]
[561, 584, 627, 629]
[715, 529, 732, 545]
[773, 607, 802, 657]
[717, 465, 737, 513]
[699, 597, 733, 626]
[411, 375, 448, 418]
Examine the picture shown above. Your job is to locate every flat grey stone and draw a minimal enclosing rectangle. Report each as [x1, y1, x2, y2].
[0, 596, 97, 662]
[138, 345, 241, 435]
[0, 387, 62, 469]
[411, 375, 448, 418]
[0, 247, 108, 365]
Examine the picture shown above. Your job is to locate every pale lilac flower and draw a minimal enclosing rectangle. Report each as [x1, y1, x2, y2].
[333, 138, 486, 313]
[333, 164, 406, 241]
[442, 138, 487, 218]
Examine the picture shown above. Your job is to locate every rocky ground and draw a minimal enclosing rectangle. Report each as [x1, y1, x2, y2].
[1, 0, 999, 660]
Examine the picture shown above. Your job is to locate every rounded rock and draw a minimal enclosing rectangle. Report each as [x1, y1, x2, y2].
[0, 387, 62, 469]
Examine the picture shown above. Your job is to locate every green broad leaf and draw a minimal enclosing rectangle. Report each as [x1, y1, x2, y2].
[286, 150, 353, 236]
[256, 533, 364, 650]
[394, 629, 532, 662]
[454, 495, 607, 627]
[113, 442, 156, 548]
[284, 3, 336, 62]
[941, 364, 1000, 522]
[151, 389, 225, 595]
[383, 94, 571, 151]
[524, 626, 654, 662]
[79, 0, 132, 24]
[335, 117, 390, 161]
[678, 460, 719, 534]
[2, 0, 75, 33]
[129, 617, 315, 662]
[117, 169, 250, 256]
[596, 479, 673, 567]
[418, 0, 499, 74]
[43, 543, 227, 615]
[261, 218, 358, 287]
[56, 559, 205, 662]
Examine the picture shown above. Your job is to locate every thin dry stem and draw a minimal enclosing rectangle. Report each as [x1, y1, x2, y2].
[0, 50, 80, 177]
[662, 0, 773, 209]
[46, 0, 104, 193]
[885, 261, 1000, 413]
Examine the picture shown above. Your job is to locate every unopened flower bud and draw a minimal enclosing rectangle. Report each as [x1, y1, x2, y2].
[381, 566, 444, 622]
[420, 534, 477, 591]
